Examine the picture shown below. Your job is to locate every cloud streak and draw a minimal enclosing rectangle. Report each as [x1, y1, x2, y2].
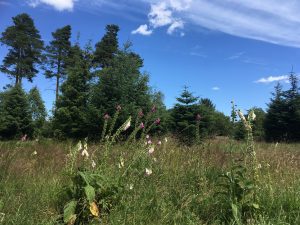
[255, 75, 289, 84]
[27, 0, 75, 11]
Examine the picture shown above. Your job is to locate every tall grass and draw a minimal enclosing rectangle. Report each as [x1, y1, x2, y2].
[0, 138, 299, 224]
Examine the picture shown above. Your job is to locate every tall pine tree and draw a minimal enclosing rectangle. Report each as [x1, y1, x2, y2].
[53, 44, 90, 139]
[94, 24, 119, 69]
[44, 25, 72, 103]
[0, 13, 43, 85]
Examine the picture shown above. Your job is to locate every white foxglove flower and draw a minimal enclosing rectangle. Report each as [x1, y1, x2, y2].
[32, 151, 37, 156]
[81, 149, 89, 158]
[147, 140, 152, 145]
[92, 160, 96, 168]
[123, 120, 131, 131]
[157, 141, 162, 145]
[164, 137, 168, 143]
[248, 110, 256, 121]
[146, 135, 150, 139]
[145, 168, 152, 176]
[77, 141, 83, 151]
[148, 146, 155, 154]
[118, 158, 125, 168]
[237, 110, 246, 123]
[129, 184, 134, 190]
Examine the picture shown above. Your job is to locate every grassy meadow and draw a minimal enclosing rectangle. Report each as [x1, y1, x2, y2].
[0, 138, 299, 225]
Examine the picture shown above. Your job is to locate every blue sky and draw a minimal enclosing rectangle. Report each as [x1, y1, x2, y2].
[1, 0, 300, 115]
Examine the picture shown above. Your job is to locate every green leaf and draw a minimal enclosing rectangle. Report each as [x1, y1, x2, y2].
[85, 185, 96, 203]
[231, 203, 242, 225]
[63, 200, 77, 224]
[252, 203, 260, 209]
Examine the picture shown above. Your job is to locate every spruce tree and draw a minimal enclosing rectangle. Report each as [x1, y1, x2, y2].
[53, 45, 90, 139]
[28, 87, 47, 137]
[0, 13, 43, 85]
[264, 83, 289, 141]
[171, 86, 200, 143]
[0, 85, 33, 139]
[90, 43, 152, 137]
[94, 24, 119, 69]
[44, 25, 72, 103]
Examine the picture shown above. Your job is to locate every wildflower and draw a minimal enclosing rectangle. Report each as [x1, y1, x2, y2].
[104, 113, 110, 120]
[157, 141, 162, 145]
[237, 110, 246, 123]
[123, 119, 131, 131]
[164, 137, 168, 142]
[138, 110, 144, 118]
[148, 146, 155, 154]
[140, 122, 145, 129]
[151, 105, 156, 113]
[118, 158, 125, 168]
[153, 157, 157, 162]
[147, 139, 152, 145]
[145, 168, 152, 176]
[196, 114, 201, 121]
[146, 135, 150, 139]
[32, 150, 37, 156]
[92, 160, 96, 168]
[248, 110, 256, 121]
[77, 141, 83, 151]
[21, 134, 27, 142]
[155, 118, 161, 125]
[82, 149, 89, 158]
[116, 105, 122, 111]
[257, 163, 262, 169]
[129, 184, 134, 190]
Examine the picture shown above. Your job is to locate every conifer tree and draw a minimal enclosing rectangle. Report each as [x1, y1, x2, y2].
[0, 13, 43, 85]
[44, 25, 72, 103]
[28, 87, 47, 137]
[94, 24, 119, 69]
[0, 85, 33, 139]
[171, 86, 200, 143]
[89, 43, 152, 137]
[53, 45, 90, 139]
[264, 83, 289, 141]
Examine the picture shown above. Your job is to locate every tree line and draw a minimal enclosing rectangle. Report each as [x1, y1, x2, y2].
[0, 13, 299, 143]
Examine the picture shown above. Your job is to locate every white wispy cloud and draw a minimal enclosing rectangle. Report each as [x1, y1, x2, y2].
[25, 0, 300, 47]
[139, 0, 300, 47]
[133, 0, 191, 35]
[255, 75, 289, 84]
[27, 0, 75, 11]
[227, 52, 245, 60]
[212, 86, 220, 91]
[132, 24, 153, 35]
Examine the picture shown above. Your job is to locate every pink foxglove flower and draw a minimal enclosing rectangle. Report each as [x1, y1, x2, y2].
[104, 113, 110, 120]
[116, 105, 122, 111]
[140, 122, 145, 129]
[157, 141, 162, 145]
[155, 118, 161, 125]
[196, 114, 201, 121]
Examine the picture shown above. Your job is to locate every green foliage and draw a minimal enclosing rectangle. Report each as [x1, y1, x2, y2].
[0, 13, 43, 85]
[53, 45, 90, 139]
[94, 24, 119, 69]
[0, 85, 33, 139]
[43, 25, 72, 103]
[171, 86, 200, 143]
[265, 72, 300, 141]
[89, 43, 154, 138]
[28, 87, 47, 138]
